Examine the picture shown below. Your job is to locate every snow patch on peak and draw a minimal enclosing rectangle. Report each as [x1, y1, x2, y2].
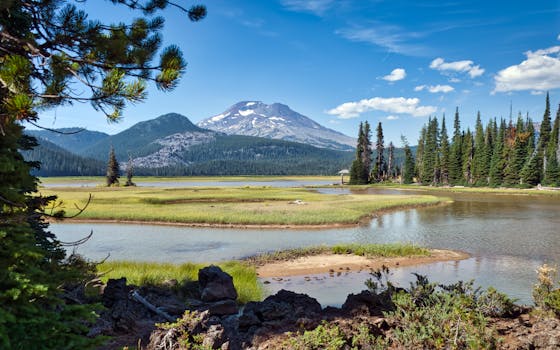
[269, 117, 285, 122]
[208, 112, 230, 123]
[239, 109, 254, 117]
[246, 102, 256, 107]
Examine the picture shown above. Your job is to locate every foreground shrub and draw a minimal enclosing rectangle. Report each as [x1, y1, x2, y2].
[364, 270, 509, 349]
[533, 264, 560, 317]
[283, 322, 387, 350]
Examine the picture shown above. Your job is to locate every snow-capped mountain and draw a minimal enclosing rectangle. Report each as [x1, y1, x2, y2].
[197, 101, 355, 151]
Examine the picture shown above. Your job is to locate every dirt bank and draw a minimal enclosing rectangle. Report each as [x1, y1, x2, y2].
[256, 249, 469, 277]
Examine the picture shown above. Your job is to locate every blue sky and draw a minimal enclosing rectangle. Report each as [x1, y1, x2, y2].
[32, 0, 560, 145]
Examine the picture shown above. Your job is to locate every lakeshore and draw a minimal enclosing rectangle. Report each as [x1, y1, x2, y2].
[256, 249, 470, 277]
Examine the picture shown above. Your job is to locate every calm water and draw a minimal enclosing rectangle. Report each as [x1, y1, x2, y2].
[52, 188, 560, 306]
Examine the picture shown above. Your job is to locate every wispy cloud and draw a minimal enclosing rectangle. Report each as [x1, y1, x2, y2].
[327, 97, 437, 119]
[414, 84, 455, 93]
[336, 24, 429, 56]
[494, 45, 560, 93]
[386, 115, 400, 120]
[281, 0, 336, 16]
[381, 68, 407, 82]
[430, 57, 484, 78]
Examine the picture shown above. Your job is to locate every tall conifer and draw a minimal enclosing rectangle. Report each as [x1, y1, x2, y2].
[349, 122, 366, 184]
[449, 107, 463, 184]
[440, 116, 450, 185]
[387, 142, 395, 180]
[372, 122, 385, 182]
[472, 112, 487, 185]
[462, 129, 473, 185]
[402, 136, 415, 184]
[489, 119, 506, 186]
[106, 146, 120, 186]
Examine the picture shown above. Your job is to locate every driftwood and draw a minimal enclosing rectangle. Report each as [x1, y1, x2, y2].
[130, 290, 176, 322]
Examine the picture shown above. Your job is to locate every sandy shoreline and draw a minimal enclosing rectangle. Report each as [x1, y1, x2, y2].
[256, 249, 470, 277]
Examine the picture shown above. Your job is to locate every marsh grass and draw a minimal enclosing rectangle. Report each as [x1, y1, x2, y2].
[41, 187, 446, 225]
[39, 175, 339, 184]
[245, 243, 429, 266]
[98, 260, 262, 304]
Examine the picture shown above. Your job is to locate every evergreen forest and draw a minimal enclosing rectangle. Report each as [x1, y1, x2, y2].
[350, 93, 560, 187]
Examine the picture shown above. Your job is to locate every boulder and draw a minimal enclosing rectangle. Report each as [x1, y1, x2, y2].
[530, 317, 560, 349]
[199, 265, 238, 302]
[341, 290, 386, 316]
[103, 278, 131, 308]
[208, 299, 239, 316]
[240, 290, 322, 329]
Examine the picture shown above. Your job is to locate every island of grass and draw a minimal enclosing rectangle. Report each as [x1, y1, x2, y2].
[98, 243, 467, 304]
[41, 186, 449, 227]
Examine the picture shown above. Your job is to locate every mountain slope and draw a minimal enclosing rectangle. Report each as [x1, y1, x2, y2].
[137, 134, 354, 176]
[21, 137, 105, 176]
[26, 128, 109, 154]
[81, 113, 210, 161]
[197, 101, 355, 151]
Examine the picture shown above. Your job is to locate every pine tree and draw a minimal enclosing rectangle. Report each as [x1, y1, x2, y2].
[449, 107, 463, 185]
[505, 114, 530, 186]
[544, 105, 560, 185]
[483, 119, 494, 184]
[521, 153, 542, 186]
[387, 142, 395, 180]
[361, 121, 373, 182]
[539, 92, 552, 152]
[401, 136, 415, 184]
[421, 118, 438, 184]
[440, 115, 450, 185]
[472, 112, 487, 186]
[106, 147, 120, 186]
[349, 122, 367, 184]
[462, 129, 473, 185]
[489, 119, 506, 186]
[0, 1, 206, 347]
[415, 125, 427, 183]
[372, 122, 385, 182]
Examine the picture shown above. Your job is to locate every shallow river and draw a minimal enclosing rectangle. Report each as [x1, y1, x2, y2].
[52, 186, 560, 306]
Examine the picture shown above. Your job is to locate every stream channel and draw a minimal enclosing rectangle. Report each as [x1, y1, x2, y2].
[51, 184, 560, 306]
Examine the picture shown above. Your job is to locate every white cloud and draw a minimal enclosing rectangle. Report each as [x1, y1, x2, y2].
[327, 97, 437, 119]
[531, 90, 544, 95]
[336, 25, 428, 56]
[449, 77, 461, 83]
[386, 115, 399, 120]
[430, 57, 485, 78]
[494, 45, 560, 93]
[382, 68, 406, 82]
[414, 84, 454, 93]
[281, 0, 335, 15]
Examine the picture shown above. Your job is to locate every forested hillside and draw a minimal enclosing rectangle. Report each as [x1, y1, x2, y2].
[21, 136, 105, 176]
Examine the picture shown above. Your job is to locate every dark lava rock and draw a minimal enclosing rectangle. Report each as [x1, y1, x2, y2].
[199, 265, 238, 302]
[341, 289, 387, 316]
[102, 278, 131, 308]
[208, 299, 239, 316]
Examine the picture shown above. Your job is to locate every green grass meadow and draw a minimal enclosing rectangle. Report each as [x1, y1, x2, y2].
[98, 260, 263, 304]
[41, 186, 447, 225]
